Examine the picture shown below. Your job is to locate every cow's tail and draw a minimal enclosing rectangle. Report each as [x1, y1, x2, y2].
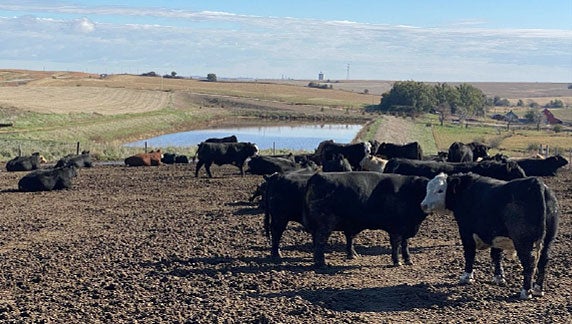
[192, 143, 203, 163]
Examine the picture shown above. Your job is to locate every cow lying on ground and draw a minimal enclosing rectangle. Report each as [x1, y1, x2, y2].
[124, 150, 163, 166]
[262, 171, 315, 259]
[18, 165, 78, 192]
[161, 152, 190, 164]
[383, 158, 526, 180]
[447, 142, 490, 162]
[55, 151, 93, 168]
[316, 140, 371, 170]
[204, 135, 238, 143]
[6, 152, 47, 172]
[421, 172, 559, 299]
[515, 155, 569, 176]
[376, 142, 423, 160]
[195, 142, 258, 177]
[304, 172, 430, 267]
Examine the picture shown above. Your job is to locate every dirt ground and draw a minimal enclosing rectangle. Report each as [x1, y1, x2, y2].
[0, 163, 570, 323]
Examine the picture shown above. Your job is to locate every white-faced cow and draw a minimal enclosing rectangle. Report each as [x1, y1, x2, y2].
[304, 172, 430, 267]
[6, 152, 47, 172]
[359, 155, 388, 172]
[18, 165, 78, 192]
[420, 172, 559, 299]
[384, 158, 526, 181]
[195, 142, 259, 177]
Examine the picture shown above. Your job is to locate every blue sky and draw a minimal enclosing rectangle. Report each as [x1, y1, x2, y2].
[0, 1, 571, 82]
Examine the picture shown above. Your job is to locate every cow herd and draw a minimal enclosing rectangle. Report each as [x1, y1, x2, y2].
[4, 136, 568, 300]
[250, 138, 568, 300]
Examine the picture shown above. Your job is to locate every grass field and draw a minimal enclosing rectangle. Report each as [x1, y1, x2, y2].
[0, 69, 571, 161]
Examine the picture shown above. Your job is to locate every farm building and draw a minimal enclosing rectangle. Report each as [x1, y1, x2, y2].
[543, 108, 562, 124]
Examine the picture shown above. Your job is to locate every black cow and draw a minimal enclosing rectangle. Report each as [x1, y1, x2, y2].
[322, 153, 352, 172]
[204, 135, 238, 143]
[247, 155, 298, 175]
[515, 155, 569, 176]
[316, 140, 371, 170]
[18, 165, 78, 192]
[304, 172, 430, 267]
[55, 151, 93, 168]
[384, 158, 526, 181]
[448, 142, 489, 162]
[262, 171, 315, 259]
[421, 172, 559, 299]
[195, 142, 259, 177]
[161, 153, 190, 164]
[6, 152, 46, 172]
[376, 142, 423, 160]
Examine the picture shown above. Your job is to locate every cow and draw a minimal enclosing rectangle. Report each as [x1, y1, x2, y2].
[376, 142, 423, 160]
[195, 142, 258, 177]
[247, 155, 298, 175]
[359, 155, 388, 172]
[6, 152, 47, 172]
[447, 142, 489, 162]
[262, 171, 315, 259]
[55, 151, 93, 168]
[304, 172, 430, 267]
[18, 165, 78, 192]
[161, 152, 190, 164]
[420, 172, 559, 299]
[204, 135, 238, 143]
[316, 140, 371, 170]
[124, 149, 163, 167]
[383, 158, 526, 181]
[322, 153, 352, 172]
[515, 155, 569, 176]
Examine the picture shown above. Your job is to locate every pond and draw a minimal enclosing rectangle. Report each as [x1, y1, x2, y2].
[125, 123, 364, 151]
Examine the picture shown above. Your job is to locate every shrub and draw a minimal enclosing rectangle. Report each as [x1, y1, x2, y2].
[553, 124, 563, 133]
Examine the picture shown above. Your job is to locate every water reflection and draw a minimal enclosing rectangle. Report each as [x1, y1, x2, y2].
[125, 124, 363, 151]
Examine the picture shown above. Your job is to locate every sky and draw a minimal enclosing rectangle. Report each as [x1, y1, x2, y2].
[0, 1, 571, 82]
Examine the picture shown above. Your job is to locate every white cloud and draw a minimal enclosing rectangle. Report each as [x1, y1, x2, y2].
[0, 3, 570, 81]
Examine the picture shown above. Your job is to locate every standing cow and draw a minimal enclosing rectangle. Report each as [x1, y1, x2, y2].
[421, 172, 559, 299]
[304, 172, 430, 267]
[376, 142, 423, 160]
[447, 142, 489, 162]
[195, 142, 259, 177]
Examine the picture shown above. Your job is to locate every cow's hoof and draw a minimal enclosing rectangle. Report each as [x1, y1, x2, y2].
[391, 261, 402, 267]
[519, 289, 533, 300]
[493, 275, 507, 286]
[459, 272, 475, 284]
[404, 259, 413, 266]
[532, 284, 544, 297]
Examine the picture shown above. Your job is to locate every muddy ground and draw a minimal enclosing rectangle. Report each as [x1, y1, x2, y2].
[0, 163, 570, 323]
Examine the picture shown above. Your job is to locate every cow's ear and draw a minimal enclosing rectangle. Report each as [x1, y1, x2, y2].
[448, 176, 462, 194]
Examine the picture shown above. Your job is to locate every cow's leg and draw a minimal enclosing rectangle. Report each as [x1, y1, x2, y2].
[344, 232, 359, 259]
[460, 235, 477, 284]
[270, 216, 288, 260]
[389, 233, 403, 266]
[195, 160, 204, 177]
[533, 240, 552, 297]
[313, 227, 331, 268]
[490, 247, 506, 286]
[204, 162, 214, 178]
[515, 241, 537, 300]
[401, 238, 413, 265]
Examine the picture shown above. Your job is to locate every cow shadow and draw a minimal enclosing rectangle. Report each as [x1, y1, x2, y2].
[254, 284, 454, 312]
[0, 188, 20, 193]
[228, 201, 262, 216]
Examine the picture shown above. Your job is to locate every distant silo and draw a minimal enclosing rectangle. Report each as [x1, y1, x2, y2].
[318, 72, 324, 80]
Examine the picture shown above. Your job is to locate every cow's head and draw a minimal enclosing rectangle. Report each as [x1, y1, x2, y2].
[420, 172, 448, 213]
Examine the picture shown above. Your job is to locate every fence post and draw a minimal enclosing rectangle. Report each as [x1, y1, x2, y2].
[18, 144, 22, 156]
[145, 142, 148, 153]
[76, 142, 80, 155]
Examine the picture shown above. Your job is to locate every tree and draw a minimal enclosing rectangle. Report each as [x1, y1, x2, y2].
[433, 83, 459, 123]
[546, 99, 564, 108]
[524, 109, 545, 131]
[378, 81, 435, 117]
[456, 83, 487, 118]
[206, 73, 217, 82]
[171, 71, 177, 78]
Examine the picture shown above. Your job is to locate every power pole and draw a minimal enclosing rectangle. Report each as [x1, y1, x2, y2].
[346, 63, 350, 80]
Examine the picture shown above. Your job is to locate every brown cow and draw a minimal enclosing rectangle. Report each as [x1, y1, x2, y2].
[124, 149, 163, 166]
